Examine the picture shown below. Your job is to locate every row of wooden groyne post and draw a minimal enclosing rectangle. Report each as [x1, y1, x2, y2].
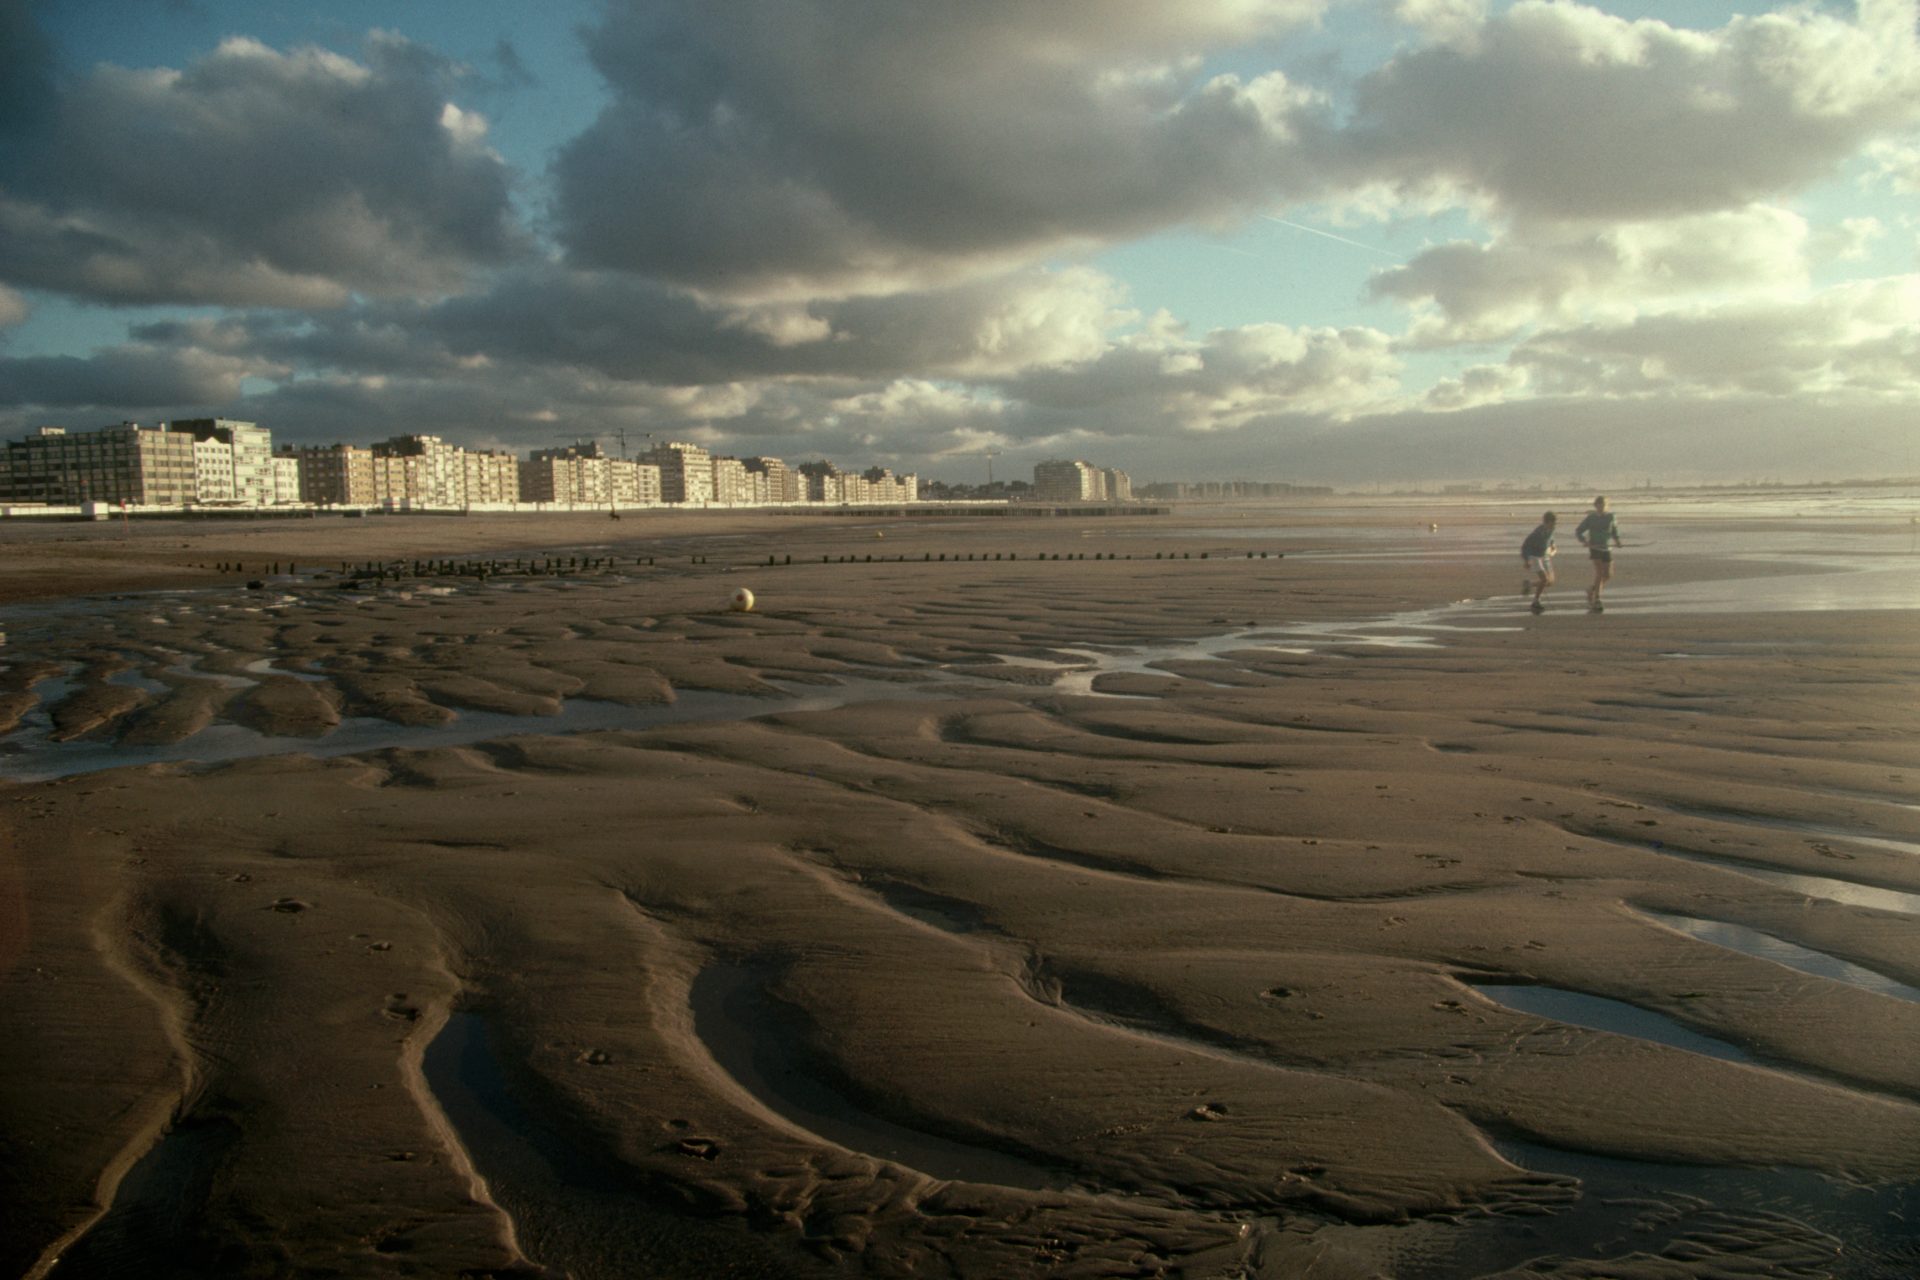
[198, 548, 1282, 580]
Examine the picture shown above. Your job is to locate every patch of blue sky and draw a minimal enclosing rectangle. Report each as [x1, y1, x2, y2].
[1088, 202, 1483, 338]
[1591, 0, 1772, 28]
[3, 300, 219, 361]
[1795, 162, 1920, 290]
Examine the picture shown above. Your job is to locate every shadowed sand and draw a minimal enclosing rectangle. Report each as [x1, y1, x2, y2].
[2, 503, 1918, 1277]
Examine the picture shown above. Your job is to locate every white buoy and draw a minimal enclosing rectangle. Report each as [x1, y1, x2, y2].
[730, 586, 755, 612]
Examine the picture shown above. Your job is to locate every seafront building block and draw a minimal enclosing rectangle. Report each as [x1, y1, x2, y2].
[638, 441, 715, 504]
[711, 455, 751, 505]
[3, 420, 1063, 513]
[1033, 458, 1119, 502]
[743, 455, 804, 503]
[175, 418, 274, 505]
[281, 442, 376, 505]
[0, 422, 198, 506]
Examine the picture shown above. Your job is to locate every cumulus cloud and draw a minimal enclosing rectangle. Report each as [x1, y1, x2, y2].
[1373, 205, 1813, 343]
[319, 263, 1131, 385]
[554, 0, 1330, 298]
[1007, 317, 1403, 433]
[1337, 0, 1920, 221]
[1423, 362, 1528, 410]
[1511, 275, 1920, 398]
[1392, 0, 1490, 47]
[7, 0, 1918, 488]
[1865, 137, 1920, 193]
[545, 0, 1920, 313]
[0, 26, 522, 307]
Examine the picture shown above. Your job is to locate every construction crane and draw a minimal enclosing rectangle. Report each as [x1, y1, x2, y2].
[960, 450, 1006, 491]
[553, 428, 647, 459]
[549, 429, 653, 518]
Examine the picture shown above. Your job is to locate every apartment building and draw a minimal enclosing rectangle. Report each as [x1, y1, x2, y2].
[1103, 468, 1132, 501]
[192, 435, 237, 502]
[743, 456, 802, 504]
[0, 423, 199, 505]
[639, 441, 714, 504]
[710, 456, 750, 504]
[463, 449, 520, 505]
[1033, 459, 1113, 502]
[521, 446, 599, 503]
[373, 435, 466, 507]
[279, 443, 376, 505]
[861, 466, 920, 503]
[170, 419, 273, 505]
[611, 459, 663, 504]
[272, 455, 301, 504]
[797, 460, 846, 502]
[2, 422, 927, 512]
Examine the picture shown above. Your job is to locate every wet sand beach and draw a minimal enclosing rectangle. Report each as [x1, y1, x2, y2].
[2, 497, 1918, 1278]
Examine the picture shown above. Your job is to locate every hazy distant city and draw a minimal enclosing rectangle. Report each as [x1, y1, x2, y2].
[0, 418, 1147, 513]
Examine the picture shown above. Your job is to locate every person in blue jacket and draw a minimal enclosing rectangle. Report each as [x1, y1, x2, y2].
[1519, 511, 1556, 614]
[1574, 495, 1623, 612]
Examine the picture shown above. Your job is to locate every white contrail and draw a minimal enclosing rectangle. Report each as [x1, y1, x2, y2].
[1261, 214, 1402, 261]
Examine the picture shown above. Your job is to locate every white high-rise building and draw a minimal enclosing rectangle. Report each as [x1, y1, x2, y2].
[176, 418, 274, 505]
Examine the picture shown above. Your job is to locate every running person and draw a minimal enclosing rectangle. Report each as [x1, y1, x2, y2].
[1574, 496, 1623, 612]
[1520, 511, 1556, 614]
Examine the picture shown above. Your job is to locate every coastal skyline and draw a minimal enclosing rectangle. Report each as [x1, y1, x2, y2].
[2, 0, 1918, 487]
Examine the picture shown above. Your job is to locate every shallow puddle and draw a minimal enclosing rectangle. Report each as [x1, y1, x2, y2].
[1468, 982, 1758, 1065]
[1646, 843, 1920, 916]
[1637, 909, 1920, 1004]
[1664, 804, 1920, 861]
[105, 668, 171, 696]
[240, 657, 329, 683]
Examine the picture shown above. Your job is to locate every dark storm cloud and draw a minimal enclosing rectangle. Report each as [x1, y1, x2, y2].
[0, 21, 523, 307]
[426, 265, 1120, 380]
[0, 0, 57, 139]
[553, 0, 1329, 297]
[549, 0, 1920, 302]
[128, 263, 1123, 387]
[0, 343, 269, 408]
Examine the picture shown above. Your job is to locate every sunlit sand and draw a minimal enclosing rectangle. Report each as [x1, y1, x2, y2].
[2, 493, 1917, 1278]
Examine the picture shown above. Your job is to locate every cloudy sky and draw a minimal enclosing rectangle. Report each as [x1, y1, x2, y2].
[2, 0, 1917, 487]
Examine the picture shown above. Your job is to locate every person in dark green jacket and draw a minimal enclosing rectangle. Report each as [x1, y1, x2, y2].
[1574, 495, 1623, 612]
[1520, 511, 1556, 614]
